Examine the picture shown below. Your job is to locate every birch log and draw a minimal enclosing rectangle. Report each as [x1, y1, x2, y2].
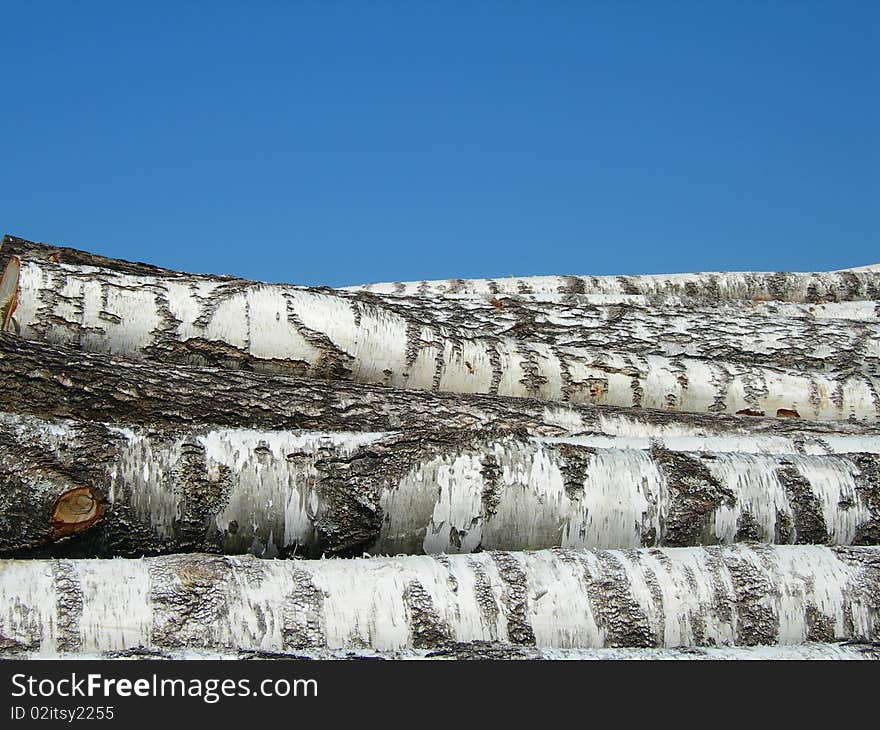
[7, 234, 880, 326]
[6, 234, 878, 303]
[3, 333, 878, 445]
[346, 267, 880, 302]
[9, 643, 880, 661]
[4, 412, 879, 557]
[0, 545, 877, 654]
[6, 246, 879, 420]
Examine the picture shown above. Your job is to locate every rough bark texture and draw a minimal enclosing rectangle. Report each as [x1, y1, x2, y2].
[0, 427, 105, 552]
[4, 413, 879, 558]
[6, 332, 878, 442]
[0, 545, 877, 655]
[7, 245, 879, 420]
[0, 235, 208, 279]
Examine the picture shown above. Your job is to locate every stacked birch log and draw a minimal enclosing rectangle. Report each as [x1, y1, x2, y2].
[1, 234, 879, 660]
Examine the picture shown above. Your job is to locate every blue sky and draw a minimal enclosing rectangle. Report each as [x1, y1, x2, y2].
[1, 1, 876, 286]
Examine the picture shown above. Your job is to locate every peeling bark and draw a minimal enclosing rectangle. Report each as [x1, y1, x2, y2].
[3, 412, 879, 558]
[0, 545, 877, 654]
[7, 243, 879, 420]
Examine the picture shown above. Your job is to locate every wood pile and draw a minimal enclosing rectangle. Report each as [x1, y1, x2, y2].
[1, 234, 878, 659]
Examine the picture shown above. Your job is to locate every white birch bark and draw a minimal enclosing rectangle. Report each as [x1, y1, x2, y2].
[5, 412, 879, 557]
[9, 256, 880, 421]
[0, 545, 877, 654]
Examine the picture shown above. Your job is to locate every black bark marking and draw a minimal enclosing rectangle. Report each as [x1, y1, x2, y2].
[775, 463, 829, 543]
[403, 579, 452, 649]
[735, 511, 762, 542]
[831, 546, 880, 641]
[171, 439, 233, 552]
[725, 548, 779, 646]
[703, 547, 734, 627]
[282, 569, 326, 650]
[489, 552, 536, 646]
[51, 560, 83, 653]
[480, 454, 503, 517]
[591, 550, 657, 647]
[805, 604, 836, 643]
[651, 447, 735, 546]
[468, 558, 500, 639]
[283, 295, 355, 380]
[148, 554, 236, 649]
[555, 443, 594, 500]
[852, 454, 880, 545]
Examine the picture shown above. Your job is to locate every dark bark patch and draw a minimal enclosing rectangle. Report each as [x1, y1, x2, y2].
[704, 547, 735, 627]
[851, 454, 880, 545]
[725, 549, 779, 646]
[149, 554, 235, 649]
[577, 550, 657, 648]
[468, 558, 500, 639]
[652, 447, 735, 546]
[831, 547, 880, 641]
[735, 511, 762, 542]
[51, 560, 83, 653]
[774, 509, 794, 544]
[555, 443, 595, 500]
[479, 455, 502, 517]
[805, 605, 836, 642]
[282, 569, 326, 651]
[171, 439, 232, 551]
[776, 464, 828, 543]
[166, 337, 313, 378]
[489, 552, 536, 646]
[403, 580, 452, 649]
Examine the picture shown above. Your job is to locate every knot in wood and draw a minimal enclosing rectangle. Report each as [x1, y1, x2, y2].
[51, 485, 103, 538]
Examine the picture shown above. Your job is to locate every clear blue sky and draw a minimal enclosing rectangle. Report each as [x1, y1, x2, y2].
[1, 1, 876, 286]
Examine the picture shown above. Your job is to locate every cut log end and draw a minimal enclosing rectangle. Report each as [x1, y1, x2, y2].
[50, 486, 104, 539]
[0, 255, 20, 332]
